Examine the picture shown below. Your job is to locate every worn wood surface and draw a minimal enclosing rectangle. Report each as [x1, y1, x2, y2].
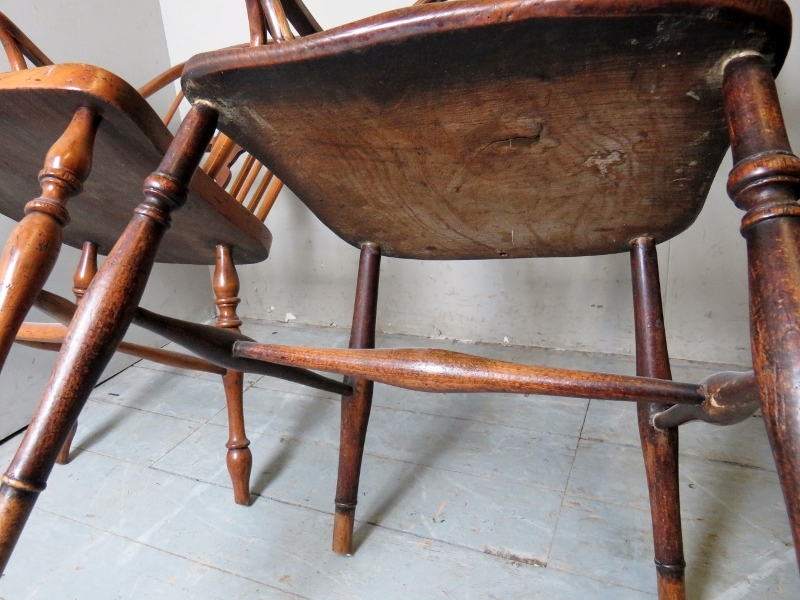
[0, 64, 271, 265]
[183, 0, 790, 259]
[333, 243, 381, 555]
[630, 236, 685, 600]
[722, 53, 800, 573]
[653, 370, 760, 428]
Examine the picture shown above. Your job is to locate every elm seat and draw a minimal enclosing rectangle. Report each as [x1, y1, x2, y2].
[182, 0, 790, 260]
[0, 64, 272, 264]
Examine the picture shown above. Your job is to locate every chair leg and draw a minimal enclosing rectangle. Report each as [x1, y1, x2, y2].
[630, 237, 685, 600]
[332, 242, 381, 555]
[0, 108, 99, 376]
[56, 241, 99, 466]
[214, 244, 251, 506]
[722, 54, 800, 569]
[0, 104, 218, 575]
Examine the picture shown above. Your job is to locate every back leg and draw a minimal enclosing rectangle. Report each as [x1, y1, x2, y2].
[56, 241, 98, 465]
[630, 236, 686, 600]
[214, 244, 252, 506]
[332, 242, 381, 555]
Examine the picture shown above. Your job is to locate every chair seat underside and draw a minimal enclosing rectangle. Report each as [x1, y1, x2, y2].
[183, 0, 790, 259]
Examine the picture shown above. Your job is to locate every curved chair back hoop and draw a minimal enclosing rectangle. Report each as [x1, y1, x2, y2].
[0, 12, 52, 71]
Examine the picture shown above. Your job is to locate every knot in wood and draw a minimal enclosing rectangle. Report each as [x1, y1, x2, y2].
[727, 151, 800, 210]
[23, 198, 71, 226]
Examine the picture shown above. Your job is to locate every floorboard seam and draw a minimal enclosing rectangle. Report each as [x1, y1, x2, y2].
[544, 397, 591, 565]
[28, 506, 316, 600]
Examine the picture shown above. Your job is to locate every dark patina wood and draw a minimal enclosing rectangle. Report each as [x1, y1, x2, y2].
[32, 289, 351, 396]
[182, 2, 797, 595]
[183, 0, 790, 260]
[653, 370, 759, 429]
[630, 236, 685, 600]
[722, 53, 800, 570]
[55, 241, 98, 465]
[333, 242, 381, 555]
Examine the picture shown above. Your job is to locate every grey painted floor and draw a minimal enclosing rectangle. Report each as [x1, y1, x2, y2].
[0, 320, 797, 599]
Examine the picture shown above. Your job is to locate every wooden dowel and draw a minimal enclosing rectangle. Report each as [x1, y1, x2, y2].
[236, 160, 263, 202]
[0, 29, 26, 71]
[282, 0, 322, 35]
[33, 289, 352, 396]
[261, 0, 294, 42]
[232, 344, 705, 405]
[0, 13, 52, 67]
[204, 133, 238, 180]
[230, 154, 256, 199]
[255, 179, 283, 222]
[15, 322, 227, 376]
[162, 91, 184, 127]
[245, 0, 267, 46]
[246, 170, 274, 212]
[138, 62, 186, 99]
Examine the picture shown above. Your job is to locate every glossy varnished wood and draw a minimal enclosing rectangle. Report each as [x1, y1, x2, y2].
[630, 237, 684, 600]
[722, 53, 800, 570]
[183, 0, 790, 259]
[32, 289, 352, 397]
[233, 343, 706, 404]
[0, 105, 220, 575]
[333, 243, 381, 555]
[0, 64, 271, 264]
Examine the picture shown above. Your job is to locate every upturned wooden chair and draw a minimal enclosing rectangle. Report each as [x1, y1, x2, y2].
[0, 8, 304, 506]
[0, 0, 796, 598]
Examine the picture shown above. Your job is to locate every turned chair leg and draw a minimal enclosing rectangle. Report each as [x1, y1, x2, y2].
[630, 237, 686, 600]
[722, 54, 800, 570]
[0, 104, 218, 575]
[332, 242, 381, 555]
[0, 108, 99, 376]
[55, 241, 99, 466]
[214, 244, 252, 506]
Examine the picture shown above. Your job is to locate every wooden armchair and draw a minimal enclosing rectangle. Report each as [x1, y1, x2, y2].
[0, 1, 796, 599]
[178, 1, 790, 598]
[0, 8, 304, 508]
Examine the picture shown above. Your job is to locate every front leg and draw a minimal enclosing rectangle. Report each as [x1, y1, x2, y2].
[0, 108, 99, 374]
[722, 54, 800, 570]
[0, 104, 218, 575]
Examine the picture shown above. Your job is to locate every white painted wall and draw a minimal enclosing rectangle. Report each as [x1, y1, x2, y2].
[158, 0, 800, 368]
[0, 1, 214, 439]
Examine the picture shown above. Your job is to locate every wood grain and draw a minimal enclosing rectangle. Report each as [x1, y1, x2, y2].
[0, 64, 271, 265]
[232, 343, 705, 405]
[183, 0, 790, 259]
